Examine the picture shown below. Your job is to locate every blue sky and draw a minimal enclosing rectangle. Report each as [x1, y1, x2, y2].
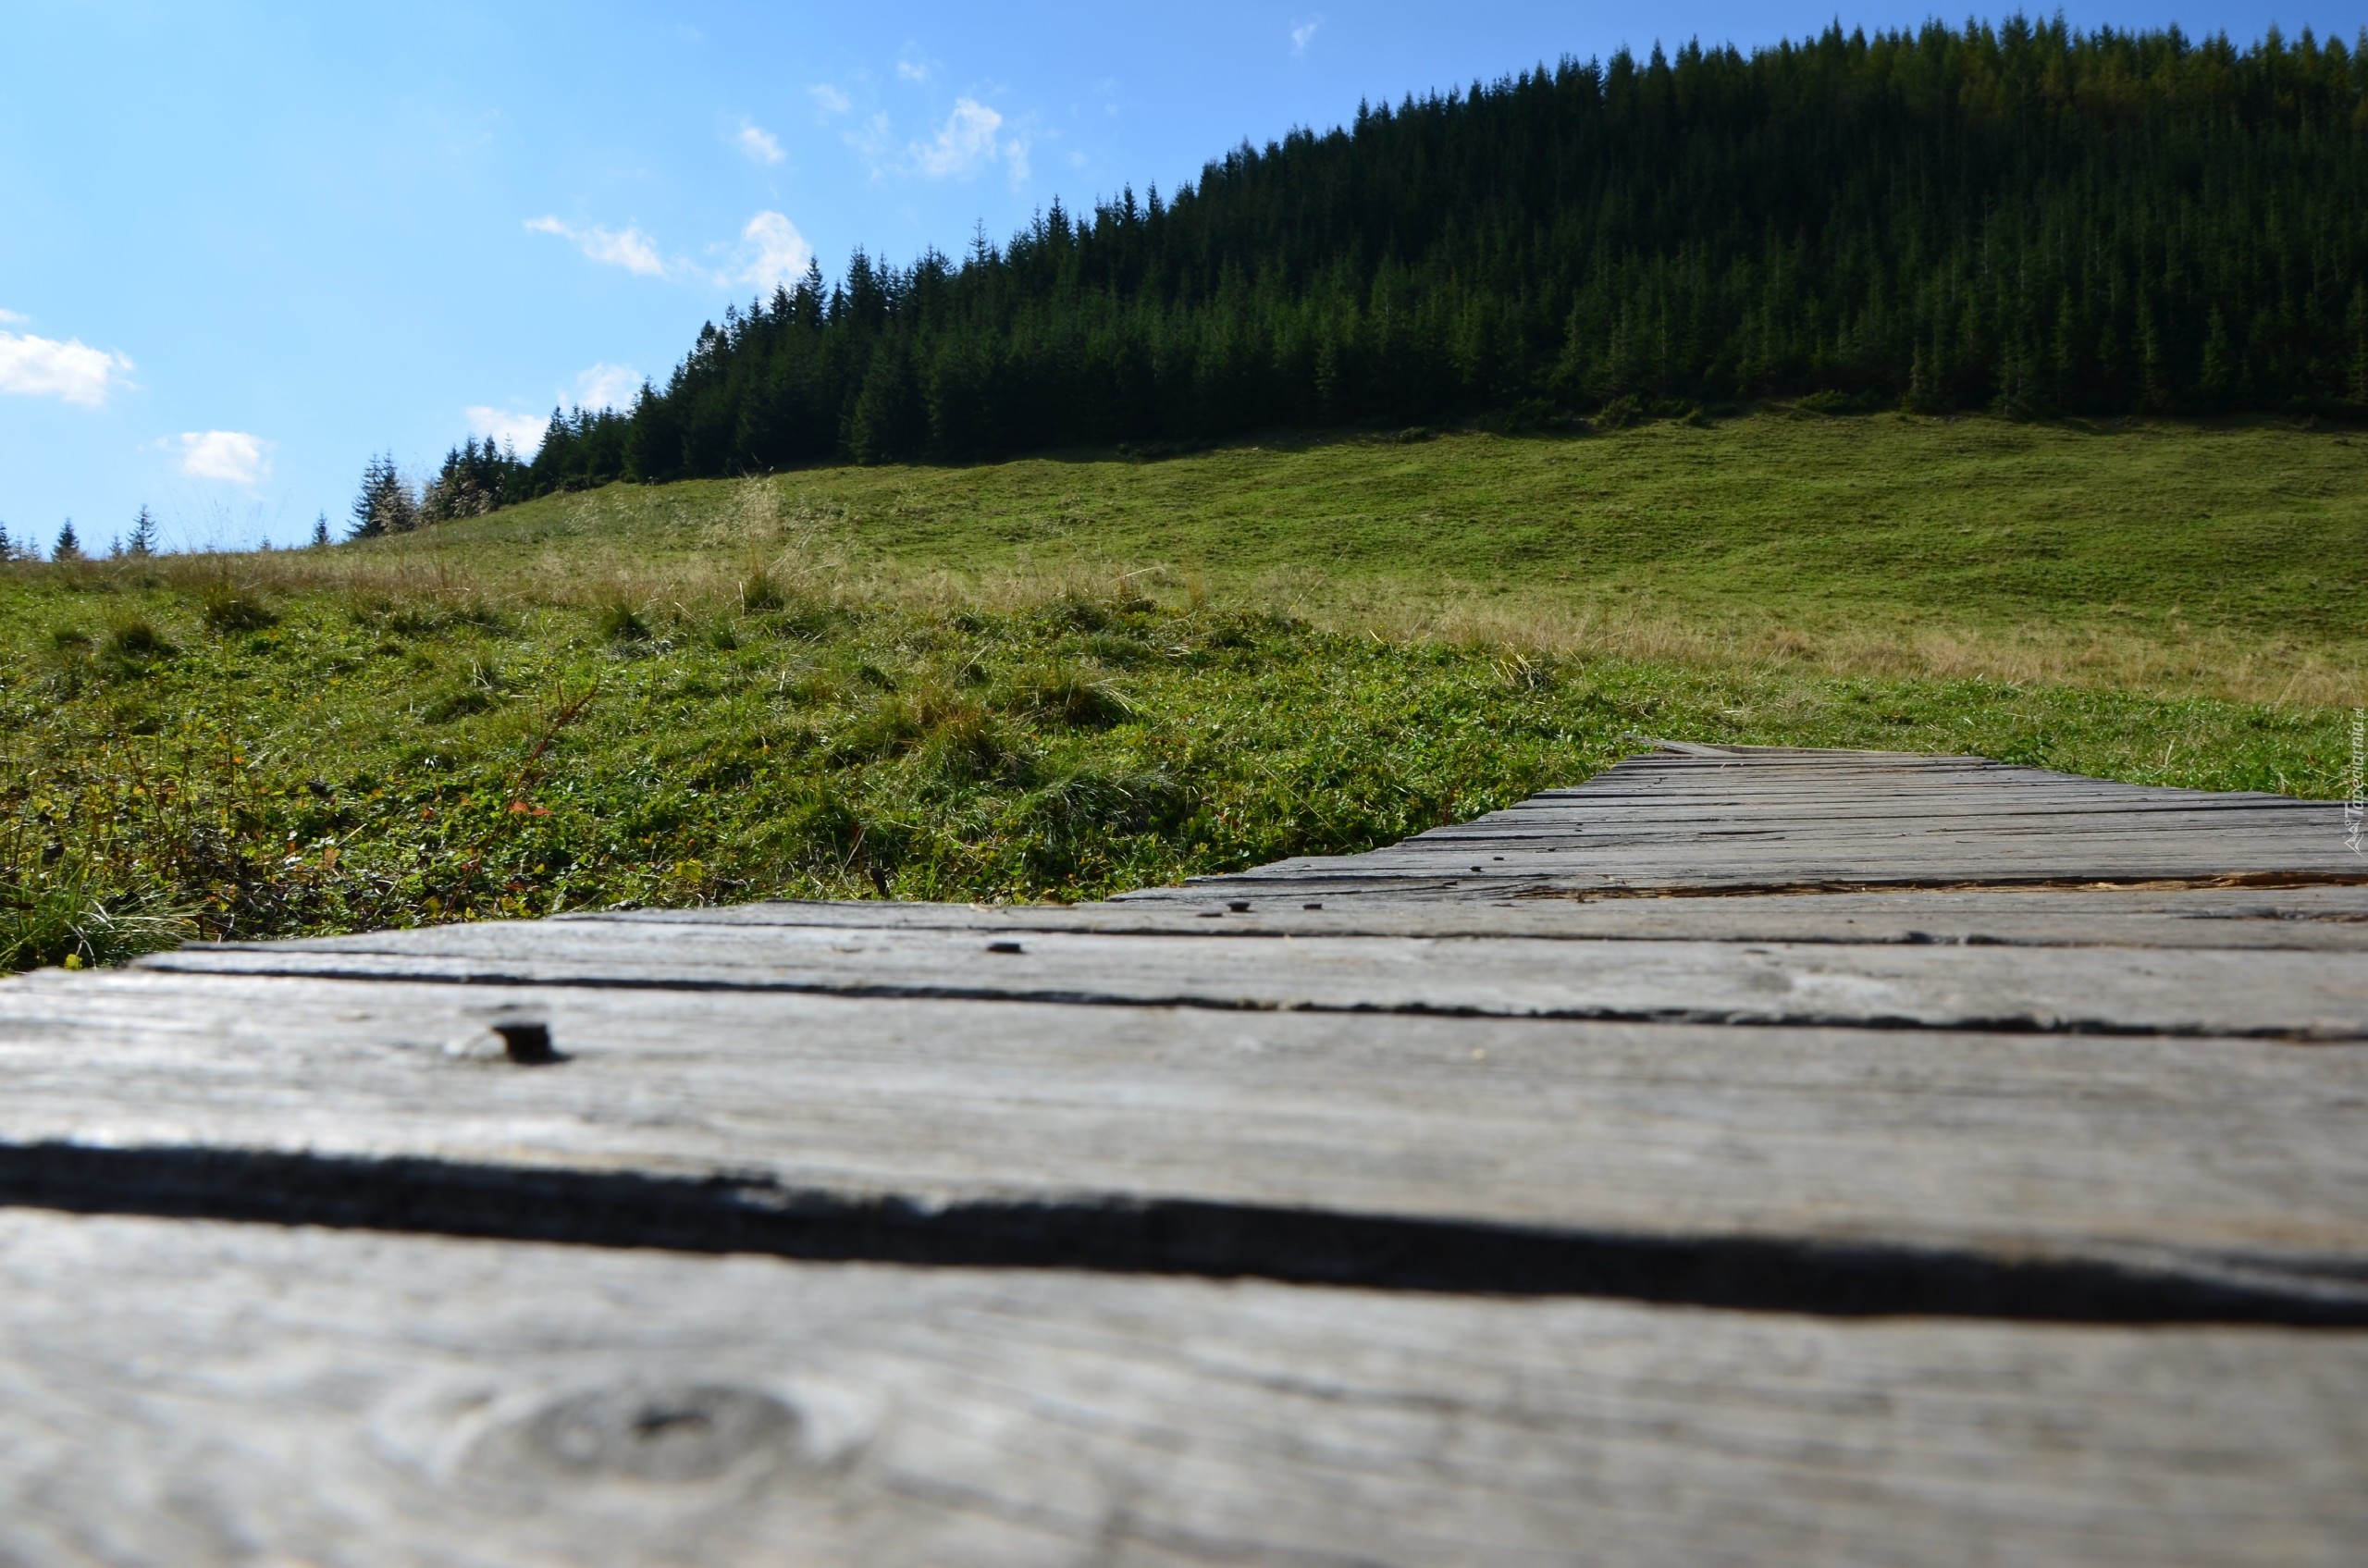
[3, 1, 2352, 551]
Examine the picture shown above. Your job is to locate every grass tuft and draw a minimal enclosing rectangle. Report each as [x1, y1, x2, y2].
[1002, 661, 1138, 728]
[596, 597, 652, 644]
[103, 618, 176, 665]
[201, 585, 278, 634]
[739, 567, 785, 614]
[0, 866, 193, 972]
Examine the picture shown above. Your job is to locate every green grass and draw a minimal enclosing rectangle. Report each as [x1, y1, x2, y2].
[3, 411, 2360, 971]
[415, 410, 2368, 698]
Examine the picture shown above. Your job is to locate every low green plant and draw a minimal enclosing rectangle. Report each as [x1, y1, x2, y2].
[1002, 661, 1137, 728]
[0, 864, 192, 971]
[103, 618, 174, 663]
[596, 597, 651, 643]
[739, 567, 785, 613]
[201, 585, 278, 634]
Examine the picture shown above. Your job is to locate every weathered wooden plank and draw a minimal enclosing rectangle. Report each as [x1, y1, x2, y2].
[591, 885, 2368, 948]
[145, 919, 2368, 1039]
[6, 968, 2366, 1317]
[1134, 745, 2361, 902]
[3, 1209, 2362, 1568]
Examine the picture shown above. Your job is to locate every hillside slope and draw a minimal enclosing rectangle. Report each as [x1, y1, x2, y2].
[6, 415, 2358, 971]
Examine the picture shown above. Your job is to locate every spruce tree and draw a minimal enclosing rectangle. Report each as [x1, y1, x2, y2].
[311, 512, 332, 548]
[349, 453, 418, 538]
[0, 523, 14, 562]
[52, 520, 82, 562]
[350, 455, 389, 538]
[125, 505, 158, 558]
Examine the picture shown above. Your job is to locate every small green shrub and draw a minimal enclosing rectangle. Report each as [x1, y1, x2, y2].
[739, 568, 784, 613]
[597, 598, 651, 643]
[1593, 394, 1646, 429]
[0, 867, 192, 972]
[103, 619, 176, 664]
[422, 688, 497, 723]
[1003, 662, 1137, 728]
[201, 586, 278, 633]
[837, 683, 1005, 775]
[385, 607, 447, 637]
[1794, 389, 1889, 415]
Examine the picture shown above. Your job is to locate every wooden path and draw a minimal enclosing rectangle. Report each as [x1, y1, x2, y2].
[3, 744, 2364, 1565]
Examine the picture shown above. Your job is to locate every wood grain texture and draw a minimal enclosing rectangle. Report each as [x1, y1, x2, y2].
[588, 884, 2368, 950]
[142, 917, 2368, 1039]
[3, 1209, 2362, 1568]
[4, 967, 2366, 1317]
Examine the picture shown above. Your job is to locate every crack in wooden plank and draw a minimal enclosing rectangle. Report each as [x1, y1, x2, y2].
[129, 953, 2368, 1043]
[5, 1142, 2363, 1327]
[1509, 871, 2368, 899]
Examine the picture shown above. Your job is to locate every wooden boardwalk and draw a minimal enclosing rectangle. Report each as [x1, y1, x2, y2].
[3, 744, 2363, 1564]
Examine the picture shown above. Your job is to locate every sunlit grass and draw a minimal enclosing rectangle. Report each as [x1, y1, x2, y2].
[3, 411, 2358, 971]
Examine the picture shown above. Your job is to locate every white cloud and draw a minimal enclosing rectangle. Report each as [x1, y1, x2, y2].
[734, 211, 814, 290]
[914, 98, 1001, 177]
[735, 121, 785, 164]
[0, 328, 134, 408]
[525, 215, 668, 278]
[1291, 18, 1323, 55]
[463, 406, 550, 453]
[174, 430, 270, 484]
[912, 97, 1027, 185]
[895, 49, 932, 83]
[0, 307, 26, 324]
[809, 83, 852, 116]
[574, 363, 642, 412]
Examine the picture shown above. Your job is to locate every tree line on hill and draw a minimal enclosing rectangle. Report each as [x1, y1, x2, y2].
[0, 510, 166, 563]
[0, 507, 352, 561]
[389, 16, 2364, 514]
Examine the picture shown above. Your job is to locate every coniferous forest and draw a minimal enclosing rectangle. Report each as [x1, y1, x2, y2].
[504, 18, 2368, 494]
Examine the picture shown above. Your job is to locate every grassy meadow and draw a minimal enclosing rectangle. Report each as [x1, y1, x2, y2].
[4, 410, 2361, 971]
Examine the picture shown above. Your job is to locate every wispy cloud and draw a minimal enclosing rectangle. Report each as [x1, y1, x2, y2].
[734, 211, 814, 290]
[735, 121, 785, 165]
[1291, 17, 1323, 56]
[0, 327, 134, 408]
[174, 430, 270, 484]
[809, 83, 853, 117]
[574, 363, 643, 412]
[463, 406, 550, 453]
[524, 216, 668, 278]
[845, 110, 896, 172]
[895, 47, 933, 83]
[0, 307, 26, 324]
[912, 97, 1028, 185]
